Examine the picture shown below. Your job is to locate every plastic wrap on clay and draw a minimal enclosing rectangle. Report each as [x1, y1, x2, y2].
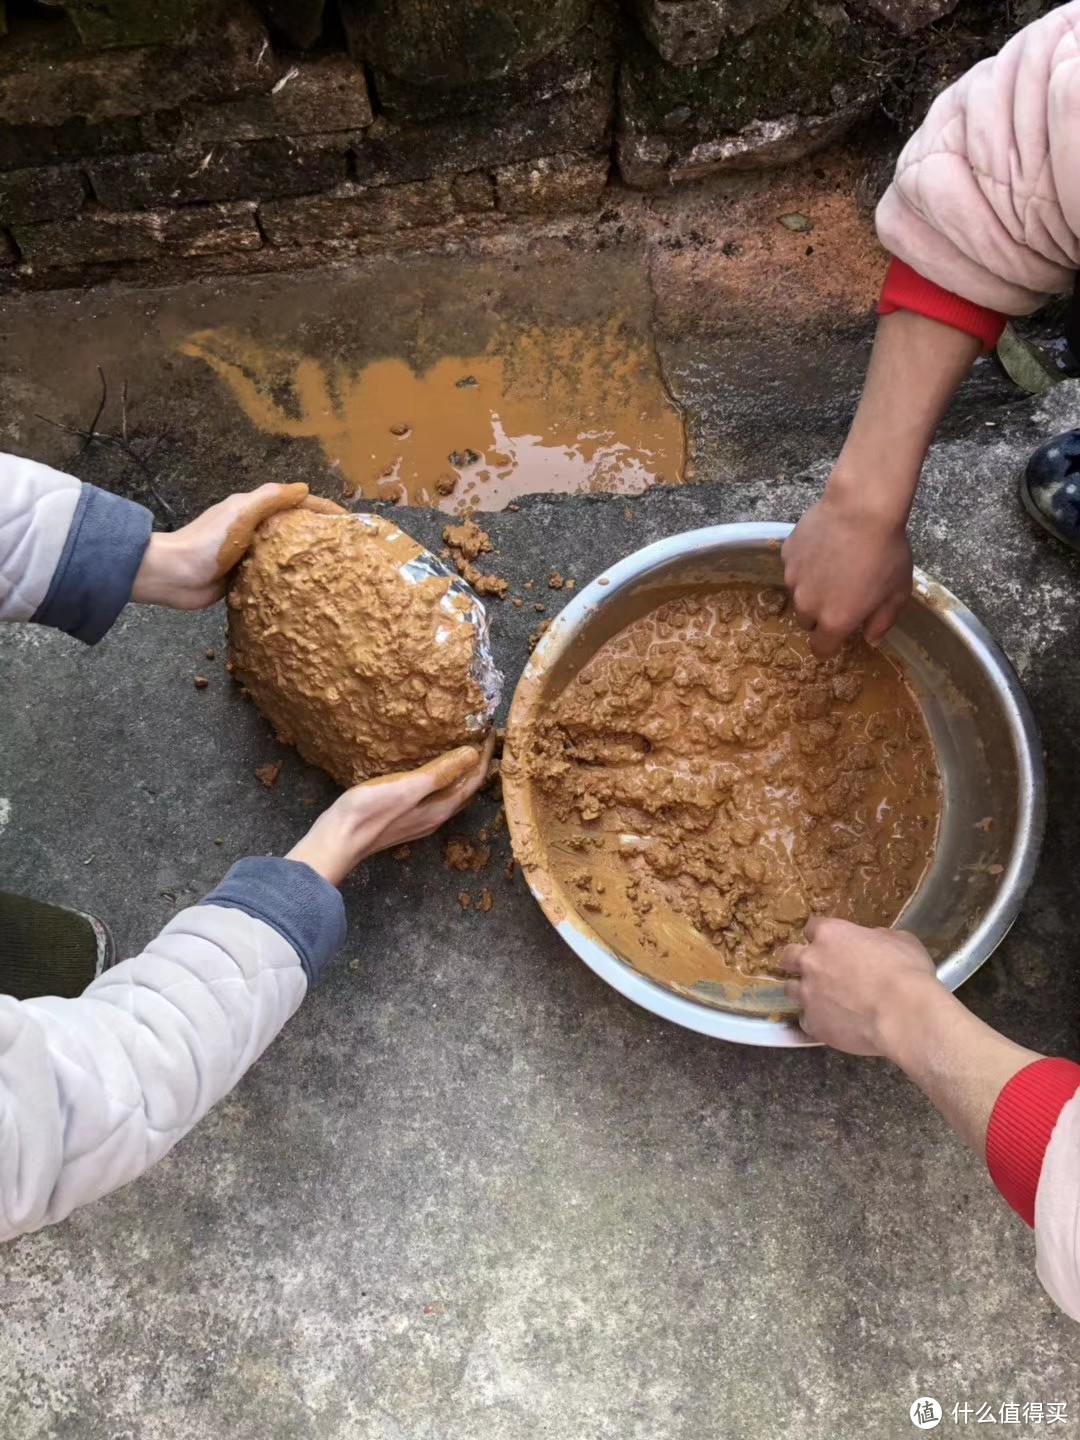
[389, 519, 503, 731]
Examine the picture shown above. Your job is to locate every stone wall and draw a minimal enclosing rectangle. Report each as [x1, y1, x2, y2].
[0, 0, 1057, 284]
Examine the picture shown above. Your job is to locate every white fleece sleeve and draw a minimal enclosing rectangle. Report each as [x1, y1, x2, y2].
[0, 859, 346, 1240]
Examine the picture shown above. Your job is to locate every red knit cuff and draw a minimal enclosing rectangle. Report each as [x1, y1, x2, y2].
[986, 1058, 1080, 1228]
[877, 257, 1007, 351]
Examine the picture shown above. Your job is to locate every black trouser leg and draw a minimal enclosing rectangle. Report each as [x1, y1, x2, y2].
[0, 892, 108, 999]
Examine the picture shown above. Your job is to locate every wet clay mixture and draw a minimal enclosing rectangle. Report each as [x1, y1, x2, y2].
[228, 509, 493, 788]
[521, 587, 940, 992]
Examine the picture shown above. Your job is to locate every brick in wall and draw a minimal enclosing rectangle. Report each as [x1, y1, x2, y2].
[0, 117, 144, 174]
[89, 136, 349, 210]
[259, 179, 458, 244]
[450, 170, 496, 213]
[144, 54, 373, 149]
[0, 4, 276, 130]
[352, 74, 612, 188]
[631, 0, 794, 67]
[14, 202, 262, 268]
[495, 153, 609, 216]
[0, 166, 88, 225]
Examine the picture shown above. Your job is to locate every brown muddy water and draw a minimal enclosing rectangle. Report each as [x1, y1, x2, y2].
[181, 319, 687, 512]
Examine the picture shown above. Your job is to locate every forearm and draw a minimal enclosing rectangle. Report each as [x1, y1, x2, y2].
[827, 310, 981, 524]
[0, 858, 345, 1240]
[879, 974, 1042, 1158]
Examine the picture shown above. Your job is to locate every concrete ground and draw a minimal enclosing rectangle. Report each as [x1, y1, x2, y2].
[3, 206, 1080, 1439]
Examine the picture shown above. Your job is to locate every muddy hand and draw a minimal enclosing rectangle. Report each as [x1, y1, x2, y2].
[287, 733, 496, 887]
[131, 482, 310, 611]
[781, 490, 913, 659]
[778, 917, 938, 1054]
[299, 495, 349, 516]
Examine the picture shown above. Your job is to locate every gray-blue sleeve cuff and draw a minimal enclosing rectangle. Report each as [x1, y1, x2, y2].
[32, 483, 153, 645]
[197, 857, 347, 988]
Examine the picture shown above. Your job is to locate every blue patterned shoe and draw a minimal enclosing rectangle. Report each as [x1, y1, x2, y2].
[1021, 429, 1080, 550]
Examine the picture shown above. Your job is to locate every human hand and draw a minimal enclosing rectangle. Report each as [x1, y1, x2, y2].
[131, 481, 312, 610]
[778, 917, 940, 1055]
[286, 734, 495, 887]
[781, 479, 913, 660]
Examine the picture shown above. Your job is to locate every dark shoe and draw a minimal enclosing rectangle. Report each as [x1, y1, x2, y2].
[0, 892, 116, 1000]
[1021, 429, 1080, 550]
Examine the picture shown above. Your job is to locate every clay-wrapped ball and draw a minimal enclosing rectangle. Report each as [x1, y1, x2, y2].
[228, 509, 499, 788]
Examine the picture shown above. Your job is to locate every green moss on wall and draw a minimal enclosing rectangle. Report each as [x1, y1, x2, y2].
[348, 0, 595, 88]
[623, 1, 873, 137]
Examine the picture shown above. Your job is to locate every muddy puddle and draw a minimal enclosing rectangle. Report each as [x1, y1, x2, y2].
[181, 320, 687, 513]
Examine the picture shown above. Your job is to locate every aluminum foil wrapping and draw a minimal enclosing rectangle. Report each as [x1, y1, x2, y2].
[356, 513, 503, 732]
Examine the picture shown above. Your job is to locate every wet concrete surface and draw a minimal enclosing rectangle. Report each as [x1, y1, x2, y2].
[3, 240, 1080, 1439]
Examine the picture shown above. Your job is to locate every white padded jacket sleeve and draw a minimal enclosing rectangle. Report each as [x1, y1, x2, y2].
[0, 449, 153, 644]
[0, 861, 346, 1240]
[0, 453, 81, 620]
[0, 457, 349, 1235]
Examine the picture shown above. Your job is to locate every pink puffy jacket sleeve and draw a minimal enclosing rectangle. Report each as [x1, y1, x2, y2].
[876, 0, 1080, 316]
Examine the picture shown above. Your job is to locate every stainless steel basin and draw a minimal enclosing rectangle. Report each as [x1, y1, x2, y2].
[502, 523, 1046, 1047]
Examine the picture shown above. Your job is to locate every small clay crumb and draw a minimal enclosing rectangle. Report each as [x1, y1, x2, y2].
[225, 659, 236, 673]
[458, 891, 472, 910]
[549, 573, 565, 590]
[477, 827, 490, 844]
[448, 448, 482, 469]
[435, 473, 458, 497]
[439, 547, 452, 559]
[513, 597, 524, 608]
[476, 888, 494, 913]
[193, 675, 209, 690]
[503, 858, 516, 882]
[523, 580, 533, 591]
[533, 603, 546, 613]
[566, 579, 576, 590]
[974, 816, 994, 831]
[205, 648, 216, 661]
[460, 558, 508, 599]
[492, 807, 506, 833]
[214, 837, 224, 845]
[255, 760, 283, 790]
[391, 844, 411, 861]
[624, 508, 635, 521]
[597, 577, 610, 587]
[444, 836, 492, 872]
[507, 503, 520, 512]
[443, 520, 492, 561]
[390, 422, 410, 437]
